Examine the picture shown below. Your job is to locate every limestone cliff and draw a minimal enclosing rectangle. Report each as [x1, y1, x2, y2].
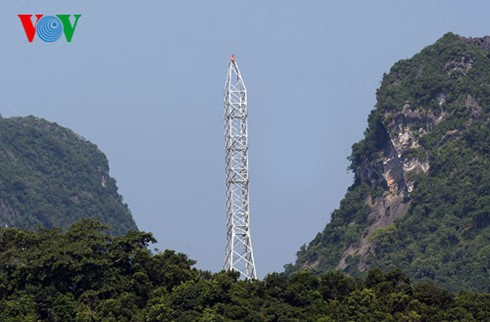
[286, 33, 490, 292]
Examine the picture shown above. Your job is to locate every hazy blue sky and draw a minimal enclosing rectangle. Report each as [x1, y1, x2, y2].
[1, 1, 490, 276]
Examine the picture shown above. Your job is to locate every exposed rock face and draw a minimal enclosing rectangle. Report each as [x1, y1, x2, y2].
[464, 35, 490, 52]
[341, 102, 434, 271]
[384, 104, 432, 192]
[286, 33, 490, 292]
[337, 193, 408, 271]
[444, 55, 473, 76]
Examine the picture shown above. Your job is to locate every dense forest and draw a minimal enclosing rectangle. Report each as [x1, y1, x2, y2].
[286, 33, 490, 292]
[0, 116, 136, 235]
[0, 220, 489, 321]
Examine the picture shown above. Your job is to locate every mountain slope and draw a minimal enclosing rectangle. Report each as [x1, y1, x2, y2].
[0, 115, 137, 235]
[286, 33, 490, 292]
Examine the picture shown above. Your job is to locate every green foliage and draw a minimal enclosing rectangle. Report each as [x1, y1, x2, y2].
[0, 116, 136, 235]
[1, 220, 488, 320]
[285, 183, 373, 275]
[0, 220, 197, 321]
[288, 33, 490, 292]
[369, 225, 397, 252]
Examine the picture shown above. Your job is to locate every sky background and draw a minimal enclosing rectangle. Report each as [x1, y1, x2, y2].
[1, 1, 490, 276]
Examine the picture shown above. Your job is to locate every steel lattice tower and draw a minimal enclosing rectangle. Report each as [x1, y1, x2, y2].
[223, 55, 257, 279]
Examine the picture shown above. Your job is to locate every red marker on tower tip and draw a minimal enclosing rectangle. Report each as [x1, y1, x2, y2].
[231, 54, 235, 62]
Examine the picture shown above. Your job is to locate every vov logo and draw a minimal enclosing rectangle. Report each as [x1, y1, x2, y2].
[18, 14, 82, 43]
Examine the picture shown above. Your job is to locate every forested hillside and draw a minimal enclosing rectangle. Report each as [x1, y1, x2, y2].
[0, 220, 489, 321]
[0, 116, 136, 235]
[286, 33, 490, 292]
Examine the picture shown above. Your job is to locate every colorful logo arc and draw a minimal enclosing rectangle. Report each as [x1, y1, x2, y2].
[18, 14, 82, 43]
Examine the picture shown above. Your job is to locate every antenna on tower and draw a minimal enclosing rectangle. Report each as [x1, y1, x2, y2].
[223, 55, 257, 279]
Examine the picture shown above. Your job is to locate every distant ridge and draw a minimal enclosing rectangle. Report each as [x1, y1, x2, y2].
[0, 115, 137, 235]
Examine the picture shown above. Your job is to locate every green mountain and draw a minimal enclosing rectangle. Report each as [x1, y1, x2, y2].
[0, 115, 137, 235]
[286, 33, 490, 292]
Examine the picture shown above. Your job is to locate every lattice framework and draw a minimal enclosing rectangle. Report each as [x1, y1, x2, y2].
[223, 55, 257, 279]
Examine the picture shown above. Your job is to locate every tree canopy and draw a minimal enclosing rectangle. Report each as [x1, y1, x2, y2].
[0, 220, 489, 321]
